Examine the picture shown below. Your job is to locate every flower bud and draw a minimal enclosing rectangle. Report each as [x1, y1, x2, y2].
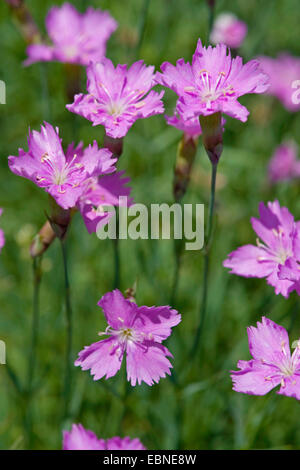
[103, 135, 123, 159]
[30, 197, 72, 258]
[199, 112, 223, 165]
[173, 134, 198, 202]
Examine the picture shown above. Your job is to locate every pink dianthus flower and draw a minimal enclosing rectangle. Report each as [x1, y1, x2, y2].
[24, 3, 117, 66]
[75, 289, 181, 386]
[223, 201, 300, 298]
[156, 39, 269, 123]
[66, 59, 164, 139]
[231, 317, 300, 401]
[63, 424, 146, 450]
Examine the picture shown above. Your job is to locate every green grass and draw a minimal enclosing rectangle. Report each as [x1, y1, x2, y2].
[0, 0, 300, 450]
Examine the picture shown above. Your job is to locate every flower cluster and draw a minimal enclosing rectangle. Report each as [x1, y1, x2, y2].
[25, 3, 117, 66]
[75, 289, 181, 386]
[63, 424, 146, 450]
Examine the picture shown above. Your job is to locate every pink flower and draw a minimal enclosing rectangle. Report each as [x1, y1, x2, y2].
[156, 39, 269, 123]
[165, 113, 202, 139]
[223, 201, 300, 298]
[77, 171, 133, 234]
[268, 141, 300, 183]
[63, 424, 146, 450]
[66, 59, 164, 138]
[24, 3, 117, 66]
[75, 289, 181, 386]
[0, 209, 5, 252]
[210, 13, 247, 49]
[231, 317, 300, 401]
[8, 122, 116, 210]
[258, 54, 300, 112]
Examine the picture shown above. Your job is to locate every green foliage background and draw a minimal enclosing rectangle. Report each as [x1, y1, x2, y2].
[0, 0, 300, 450]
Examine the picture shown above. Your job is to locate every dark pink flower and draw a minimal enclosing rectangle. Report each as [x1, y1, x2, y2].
[210, 13, 247, 49]
[24, 3, 117, 66]
[75, 289, 181, 386]
[231, 317, 300, 401]
[258, 54, 300, 112]
[223, 201, 300, 297]
[66, 59, 164, 138]
[268, 141, 300, 183]
[63, 424, 146, 450]
[156, 39, 269, 123]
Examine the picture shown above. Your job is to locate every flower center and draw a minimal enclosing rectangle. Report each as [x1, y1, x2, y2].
[279, 359, 295, 377]
[198, 70, 235, 105]
[106, 101, 124, 117]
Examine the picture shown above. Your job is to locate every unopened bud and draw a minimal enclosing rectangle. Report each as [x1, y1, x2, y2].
[5, 0, 42, 44]
[173, 134, 198, 202]
[30, 197, 73, 258]
[103, 135, 123, 159]
[199, 112, 223, 165]
[124, 281, 137, 303]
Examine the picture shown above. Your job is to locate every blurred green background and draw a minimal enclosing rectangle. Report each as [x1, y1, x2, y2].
[0, 0, 300, 450]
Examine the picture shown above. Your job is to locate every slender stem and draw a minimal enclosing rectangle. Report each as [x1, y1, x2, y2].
[206, 0, 215, 44]
[25, 256, 42, 448]
[27, 257, 41, 391]
[170, 237, 183, 306]
[113, 210, 120, 289]
[135, 0, 151, 58]
[60, 239, 73, 419]
[191, 162, 217, 357]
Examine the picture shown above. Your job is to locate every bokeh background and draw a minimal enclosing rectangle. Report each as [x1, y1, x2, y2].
[0, 0, 300, 450]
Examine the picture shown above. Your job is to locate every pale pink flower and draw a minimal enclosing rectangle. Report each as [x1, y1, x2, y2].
[75, 289, 181, 386]
[24, 3, 117, 66]
[210, 13, 247, 49]
[223, 201, 300, 298]
[258, 54, 300, 111]
[231, 317, 300, 401]
[63, 424, 146, 450]
[268, 141, 300, 183]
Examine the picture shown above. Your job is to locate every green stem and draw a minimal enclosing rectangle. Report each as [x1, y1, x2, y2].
[170, 228, 184, 306]
[191, 162, 217, 357]
[60, 239, 73, 419]
[206, 1, 215, 44]
[25, 256, 42, 448]
[27, 257, 41, 391]
[135, 0, 151, 58]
